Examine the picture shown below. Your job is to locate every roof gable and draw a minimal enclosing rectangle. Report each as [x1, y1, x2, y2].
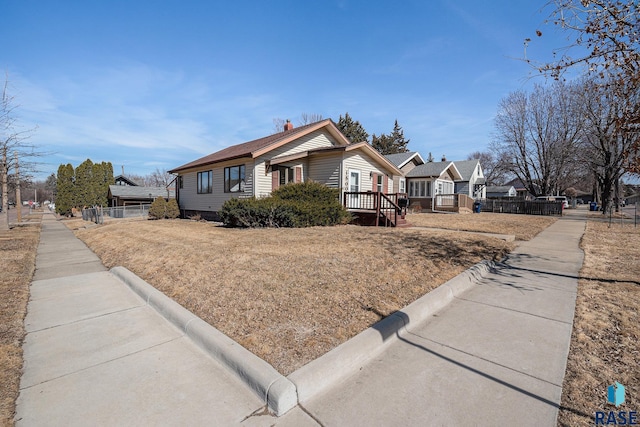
[384, 151, 425, 169]
[452, 159, 481, 181]
[406, 161, 462, 180]
[169, 119, 350, 173]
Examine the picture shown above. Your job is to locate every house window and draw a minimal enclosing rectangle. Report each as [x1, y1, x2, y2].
[399, 178, 406, 194]
[178, 176, 183, 189]
[409, 180, 431, 198]
[224, 165, 246, 193]
[277, 166, 294, 186]
[376, 174, 384, 192]
[197, 171, 212, 194]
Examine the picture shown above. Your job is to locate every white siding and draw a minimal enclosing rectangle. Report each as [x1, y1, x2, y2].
[178, 159, 254, 212]
[308, 153, 341, 188]
[342, 151, 389, 193]
[255, 130, 340, 196]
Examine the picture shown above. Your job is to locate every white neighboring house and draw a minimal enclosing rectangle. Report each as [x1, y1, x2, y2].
[486, 185, 517, 198]
[405, 161, 463, 210]
[452, 159, 486, 200]
[168, 119, 403, 220]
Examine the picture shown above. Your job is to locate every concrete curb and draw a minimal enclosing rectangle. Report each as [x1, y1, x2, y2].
[110, 260, 495, 415]
[110, 266, 298, 416]
[288, 260, 495, 403]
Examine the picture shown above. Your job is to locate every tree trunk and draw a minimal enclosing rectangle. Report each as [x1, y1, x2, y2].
[1, 148, 8, 230]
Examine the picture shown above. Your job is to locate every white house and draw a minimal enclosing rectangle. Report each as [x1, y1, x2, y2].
[169, 119, 403, 220]
[452, 159, 486, 200]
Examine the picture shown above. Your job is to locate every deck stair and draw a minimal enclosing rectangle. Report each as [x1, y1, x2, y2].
[343, 192, 410, 227]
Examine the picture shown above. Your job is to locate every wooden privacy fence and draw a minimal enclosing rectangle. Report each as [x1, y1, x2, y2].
[480, 199, 563, 216]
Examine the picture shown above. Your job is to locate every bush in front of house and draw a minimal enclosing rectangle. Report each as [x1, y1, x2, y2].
[272, 181, 352, 227]
[220, 182, 351, 228]
[219, 197, 296, 228]
[149, 197, 167, 220]
[165, 198, 180, 219]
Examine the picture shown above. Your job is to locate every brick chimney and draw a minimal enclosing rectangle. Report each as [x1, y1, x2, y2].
[284, 119, 293, 131]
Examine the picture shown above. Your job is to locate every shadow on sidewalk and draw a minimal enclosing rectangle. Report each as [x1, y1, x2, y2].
[494, 260, 640, 287]
[393, 321, 593, 422]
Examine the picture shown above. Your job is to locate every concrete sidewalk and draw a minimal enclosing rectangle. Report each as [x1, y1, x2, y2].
[298, 210, 585, 426]
[16, 210, 585, 426]
[15, 213, 306, 426]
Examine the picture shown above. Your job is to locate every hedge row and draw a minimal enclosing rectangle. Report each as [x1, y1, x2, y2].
[219, 182, 352, 228]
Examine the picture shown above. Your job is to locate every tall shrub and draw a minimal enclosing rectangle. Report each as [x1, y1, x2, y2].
[165, 198, 180, 219]
[149, 197, 167, 220]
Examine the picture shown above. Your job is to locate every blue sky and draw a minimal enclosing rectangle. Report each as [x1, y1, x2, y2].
[2, 0, 571, 180]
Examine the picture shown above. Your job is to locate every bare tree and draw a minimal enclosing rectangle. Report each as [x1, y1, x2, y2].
[272, 113, 324, 134]
[466, 150, 510, 186]
[577, 77, 638, 212]
[272, 118, 287, 134]
[1, 74, 38, 230]
[148, 168, 173, 187]
[534, 0, 640, 173]
[491, 81, 582, 197]
[298, 113, 323, 126]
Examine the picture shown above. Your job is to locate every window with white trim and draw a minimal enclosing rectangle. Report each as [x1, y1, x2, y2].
[409, 180, 431, 198]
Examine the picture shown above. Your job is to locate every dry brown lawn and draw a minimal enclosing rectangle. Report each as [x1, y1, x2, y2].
[557, 221, 640, 426]
[406, 212, 558, 240]
[0, 222, 40, 426]
[75, 220, 516, 374]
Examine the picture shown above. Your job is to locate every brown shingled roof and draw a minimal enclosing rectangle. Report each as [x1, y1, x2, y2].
[169, 119, 340, 173]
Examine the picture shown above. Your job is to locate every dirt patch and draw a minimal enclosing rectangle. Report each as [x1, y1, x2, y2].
[74, 221, 517, 375]
[406, 212, 557, 241]
[558, 221, 640, 426]
[0, 223, 40, 426]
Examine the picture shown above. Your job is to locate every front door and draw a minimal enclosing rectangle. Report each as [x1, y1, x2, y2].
[348, 169, 360, 208]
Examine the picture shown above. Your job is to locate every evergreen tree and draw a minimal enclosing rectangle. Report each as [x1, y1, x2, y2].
[92, 161, 114, 206]
[372, 120, 410, 154]
[74, 159, 93, 207]
[336, 112, 369, 143]
[55, 164, 75, 216]
[149, 196, 167, 220]
[371, 133, 393, 154]
[166, 198, 180, 219]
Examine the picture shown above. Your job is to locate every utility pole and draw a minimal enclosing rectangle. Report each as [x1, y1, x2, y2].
[15, 152, 21, 223]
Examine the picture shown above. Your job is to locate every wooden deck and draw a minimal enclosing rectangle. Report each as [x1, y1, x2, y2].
[343, 192, 409, 227]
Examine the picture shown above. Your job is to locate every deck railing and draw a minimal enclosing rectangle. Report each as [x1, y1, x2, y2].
[343, 192, 408, 226]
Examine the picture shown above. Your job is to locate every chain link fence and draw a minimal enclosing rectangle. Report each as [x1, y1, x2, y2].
[82, 204, 151, 224]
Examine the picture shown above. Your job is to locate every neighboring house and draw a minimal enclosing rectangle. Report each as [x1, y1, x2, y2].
[505, 178, 533, 200]
[486, 185, 517, 198]
[108, 185, 175, 207]
[452, 159, 486, 200]
[405, 161, 467, 212]
[384, 151, 424, 195]
[114, 175, 139, 186]
[168, 119, 403, 221]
